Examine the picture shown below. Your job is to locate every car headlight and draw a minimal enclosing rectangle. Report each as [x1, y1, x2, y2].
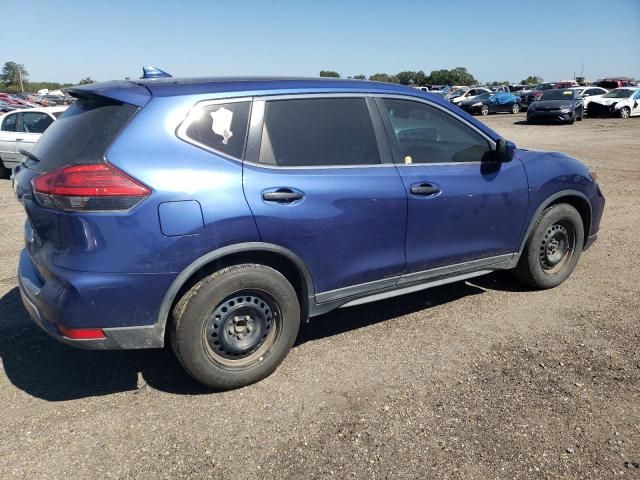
[561, 106, 572, 113]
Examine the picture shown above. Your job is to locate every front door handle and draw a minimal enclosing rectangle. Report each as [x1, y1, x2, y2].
[262, 188, 304, 203]
[410, 183, 441, 196]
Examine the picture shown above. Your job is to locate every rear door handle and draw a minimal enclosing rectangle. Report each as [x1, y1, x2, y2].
[410, 183, 441, 196]
[262, 188, 304, 203]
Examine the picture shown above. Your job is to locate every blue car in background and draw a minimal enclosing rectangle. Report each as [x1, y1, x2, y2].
[12, 74, 605, 389]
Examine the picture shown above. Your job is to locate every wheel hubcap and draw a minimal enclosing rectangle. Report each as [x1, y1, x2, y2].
[205, 293, 277, 363]
[539, 223, 575, 274]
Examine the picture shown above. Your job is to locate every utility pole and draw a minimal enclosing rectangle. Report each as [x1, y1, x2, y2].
[18, 69, 24, 93]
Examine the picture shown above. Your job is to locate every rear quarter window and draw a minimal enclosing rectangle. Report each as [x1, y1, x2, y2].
[180, 101, 251, 160]
[29, 97, 137, 173]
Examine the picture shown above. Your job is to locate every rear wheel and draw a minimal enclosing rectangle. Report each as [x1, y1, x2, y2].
[0, 159, 9, 179]
[513, 204, 584, 289]
[511, 103, 520, 114]
[171, 264, 301, 389]
[480, 104, 489, 116]
[619, 107, 631, 119]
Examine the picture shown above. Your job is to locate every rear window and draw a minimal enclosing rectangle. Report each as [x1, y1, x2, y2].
[28, 97, 137, 172]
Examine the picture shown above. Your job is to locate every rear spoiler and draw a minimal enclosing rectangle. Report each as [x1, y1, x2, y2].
[67, 80, 151, 107]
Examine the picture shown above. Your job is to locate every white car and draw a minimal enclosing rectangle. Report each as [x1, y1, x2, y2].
[587, 87, 640, 119]
[450, 87, 492, 105]
[0, 106, 67, 177]
[569, 86, 608, 114]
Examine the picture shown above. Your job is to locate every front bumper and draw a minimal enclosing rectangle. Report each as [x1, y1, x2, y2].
[527, 110, 574, 122]
[587, 103, 617, 118]
[18, 249, 172, 350]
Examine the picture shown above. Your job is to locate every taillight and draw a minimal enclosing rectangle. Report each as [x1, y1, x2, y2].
[58, 325, 106, 340]
[31, 164, 150, 211]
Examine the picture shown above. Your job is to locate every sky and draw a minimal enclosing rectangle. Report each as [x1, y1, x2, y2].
[1, 0, 639, 85]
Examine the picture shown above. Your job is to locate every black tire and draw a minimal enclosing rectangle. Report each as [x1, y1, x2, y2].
[577, 109, 583, 121]
[619, 107, 631, 119]
[511, 103, 520, 114]
[480, 104, 489, 116]
[513, 204, 584, 289]
[171, 264, 301, 389]
[568, 113, 575, 125]
[0, 161, 9, 180]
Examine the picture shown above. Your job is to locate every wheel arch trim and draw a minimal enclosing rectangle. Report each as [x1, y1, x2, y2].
[518, 189, 592, 253]
[155, 242, 316, 343]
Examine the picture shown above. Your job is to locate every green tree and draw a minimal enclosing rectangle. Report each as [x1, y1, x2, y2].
[396, 70, 428, 86]
[78, 76, 96, 85]
[521, 76, 542, 85]
[352, 74, 366, 80]
[319, 70, 340, 78]
[426, 67, 477, 86]
[1, 61, 29, 90]
[368, 73, 399, 83]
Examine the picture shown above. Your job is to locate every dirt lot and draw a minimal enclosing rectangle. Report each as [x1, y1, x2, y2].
[0, 114, 638, 479]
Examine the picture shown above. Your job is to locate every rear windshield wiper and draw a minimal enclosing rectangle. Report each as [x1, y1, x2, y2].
[19, 149, 41, 163]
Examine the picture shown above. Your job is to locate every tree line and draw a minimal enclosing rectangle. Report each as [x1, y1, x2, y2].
[320, 69, 544, 86]
[1, 61, 95, 93]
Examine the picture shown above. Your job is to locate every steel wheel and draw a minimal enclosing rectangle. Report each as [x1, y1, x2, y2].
[511, 103, 520, 114]
[538, 222, 576, 276]
[480, 105, 489, 116]
[620, 107, 630, 119]
[203, 290, 281, 368]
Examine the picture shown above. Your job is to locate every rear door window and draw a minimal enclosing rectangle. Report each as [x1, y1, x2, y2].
[258, 97, 380, 167]
[21, 112, 53, 133]
[182, 101, 251, 159]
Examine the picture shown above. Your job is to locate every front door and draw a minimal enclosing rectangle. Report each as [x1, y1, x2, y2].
[243, 96, 408, 298]
[376, 97, 529, 275]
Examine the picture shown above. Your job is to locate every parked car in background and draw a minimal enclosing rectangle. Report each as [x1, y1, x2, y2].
[527, 88, 584, 123]
[569, 86, 608, 114]
[458, 92, 522, 115]
[12, 75, 604, 389]
[521, 82, 556, 108]
[0, 106, 67, 177]
[554, 81, 578, 89]
[587, 87, 640, 118]
[449, 87, 492, 105]
[596, 77, 636, 90]
[491, 85, 510, 93]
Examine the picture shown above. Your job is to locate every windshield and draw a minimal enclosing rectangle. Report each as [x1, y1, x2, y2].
[539, 89, 575, 101]
[602, 89, 634, 99]
[450, 88, 468, 97]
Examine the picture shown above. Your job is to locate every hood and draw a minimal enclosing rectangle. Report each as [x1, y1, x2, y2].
[590, 97, 629, 107]
[532, 99, 574, 109]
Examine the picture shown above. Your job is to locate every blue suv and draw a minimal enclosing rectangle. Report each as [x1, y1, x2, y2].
[13, 76, 605, 389]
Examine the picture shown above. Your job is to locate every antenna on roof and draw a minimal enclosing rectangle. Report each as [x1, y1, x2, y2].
[141, 66, 172, 79]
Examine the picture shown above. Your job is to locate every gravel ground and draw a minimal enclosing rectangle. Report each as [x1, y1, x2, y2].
[0, 114, 638, 479]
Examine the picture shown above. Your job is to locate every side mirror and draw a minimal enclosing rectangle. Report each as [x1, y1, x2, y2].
[494, 138, 515, 163]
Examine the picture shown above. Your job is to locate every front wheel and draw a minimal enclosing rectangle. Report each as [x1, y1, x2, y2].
[511, 103, 520, 114]
[619, 107, 631, 119]
[480, 104, 489, 116]
[171, 264, 301, 389]
[513, 204, 584, 289]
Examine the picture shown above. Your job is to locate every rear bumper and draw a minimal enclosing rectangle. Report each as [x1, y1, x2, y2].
[18, 249, 171, 350]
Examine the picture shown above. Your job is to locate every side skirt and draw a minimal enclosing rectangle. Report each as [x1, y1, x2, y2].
[309, 253, 517, 317]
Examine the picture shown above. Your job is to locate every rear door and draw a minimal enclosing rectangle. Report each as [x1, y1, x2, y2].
[376, 96, 529, 276]
[243, 95, 408, 299]
[0, 112, 19, 166]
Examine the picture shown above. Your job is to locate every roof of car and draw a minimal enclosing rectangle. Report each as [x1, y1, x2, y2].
[133, 76, 421, 96]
